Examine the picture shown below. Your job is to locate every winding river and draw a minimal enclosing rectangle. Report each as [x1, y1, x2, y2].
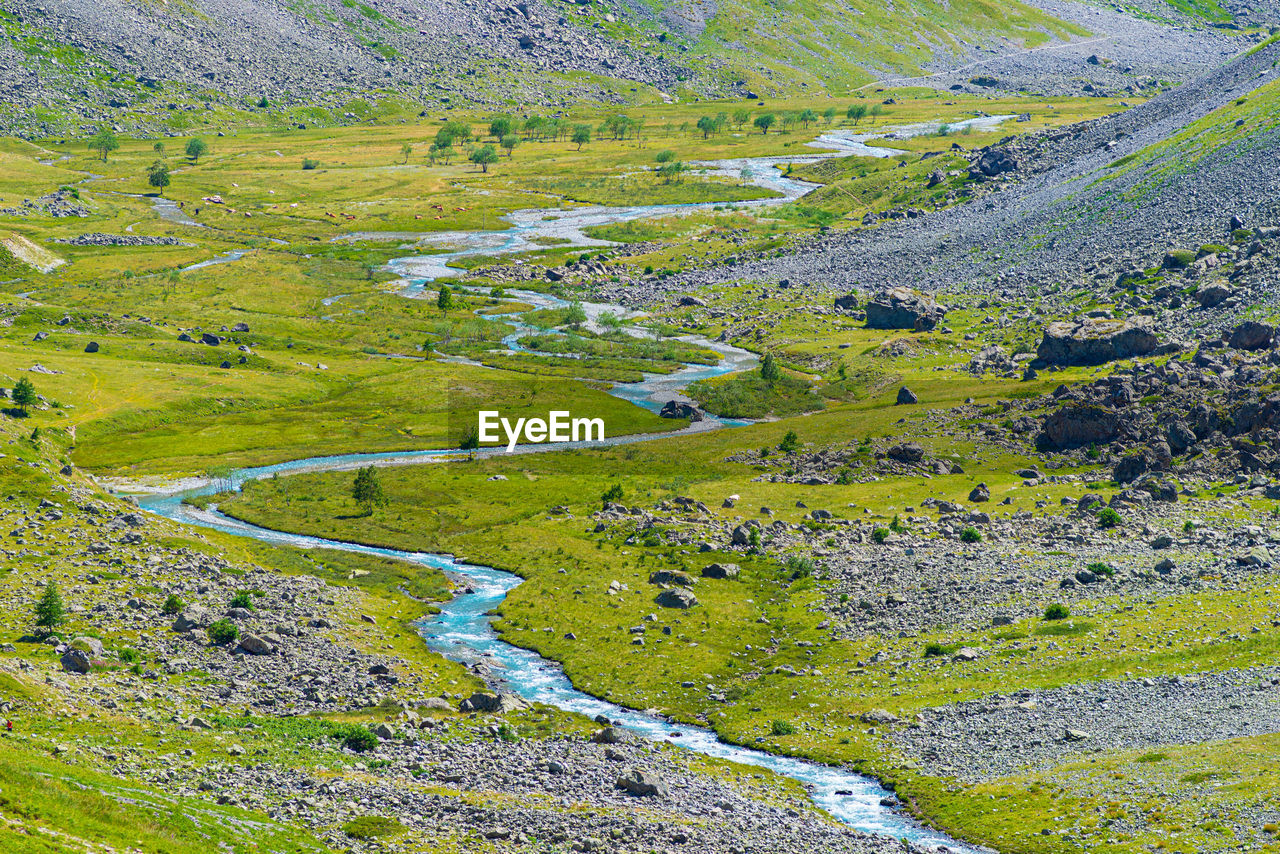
[135, 118, 1013, 853]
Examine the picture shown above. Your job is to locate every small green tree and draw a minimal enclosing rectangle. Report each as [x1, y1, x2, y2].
[228, 591, 254, 610]
[153, 141, 166, 156]
[760, 352, 780, 383]
[88, 128, 119, 162]
[571, 124, 592, 151]
[778, 430, 800, 453]
[1043, 603, 1071, 621]
[185, 137, 209, 162]
[489, 117, 513, 139]
[960, 527, 982, 543]
[732, 109, 751, 130]
[257, 96, 270, 108]
[459, 427, 480, 458]
[147, 160, 171, 195]
[822, 107, 837, 124]
[11, 377, 37, 415]
[869, 104, 884, 123]
[846, 104, 868, 124]
[500, 134, 519, 158]
[754, 113, 776, 135]
[400, 142, 413, 164]
[34, 581, 64, 630]
[1098, 507, 1122, 529]
[207, 619, 239, 645]
[564, 301, 588, 329]
[352, 465, 387, 515]
[469, 145, 499, 173]
[601, 482, 624, 505]
[798, 109, 817, 128]
[437, 285, 453, 312]
[162, 594, 186, 615]
[696, 115, 718, 139]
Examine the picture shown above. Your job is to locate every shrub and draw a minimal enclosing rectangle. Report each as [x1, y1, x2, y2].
[496, 723, 521, 743]
[770, 720, 796, 736]
[1162, 249, 1196, 270]
[778, 430, 800, 453]
[889, 515, 908, 534]
[162, 594, 186, 615]
[1183, 520, 1196, 533]
[1197, 244, 1228, 258]
[207, 619, 239, 645]
[1043, 603, 1071, 621]
[923, 643, 946, 658]
[871, 527, 891, 544]
[343, 816, 406, 840]
[1098, 508, 1122, 529]
[337, 724, 378, 752]
[228, 591, 254, 610]
[301, 158, 319, 170]
[1086, 561, 1115, 578]
[959, 527, 982, 543]
[784, 555, 814, 578]
[119, 648, 141, 664]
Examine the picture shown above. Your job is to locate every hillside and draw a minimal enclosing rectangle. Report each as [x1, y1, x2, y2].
[0, 0, 1265, 137]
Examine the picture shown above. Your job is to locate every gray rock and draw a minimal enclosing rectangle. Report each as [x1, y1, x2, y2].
[616, 768, 668, 797]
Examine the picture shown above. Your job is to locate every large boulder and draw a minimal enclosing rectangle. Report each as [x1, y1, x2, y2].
[655, 588, 698, 609]
[886, 442, 925, 463]
[458, 691, 528, 714]
[833, 293, 859, 311]
[976, 148, 1017, 177]
[616, 768, 668, 797]
[701, 562, 740, 579]
[865, 288, 945, 331]
[236, 632, 276, 656]
[1193, 283, 1231, 308]
[658, 400, 703, 421]
[60, 649, 93, 674]
[1228, 320, 1274, 351]
[648, 569, 695, 587]
[172, 607, 212, 633]
[1038, 404, 1122, 450]
[1036, 319, 1158, 367]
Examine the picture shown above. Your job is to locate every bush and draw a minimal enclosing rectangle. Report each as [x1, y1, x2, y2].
[784, 555, 814, 578]
[1098, 507, 1122, 529]
[923, 643, 946, 658]
[871, 527, 890, 544]
[496, 723, 521, 743]
[778, 430, 800, 453]
[162, 594, 186, 615]
[207, 619, 239, 645]
[1086, 561, 1115, 578]
[1162, 249, 1196, 270]
[228, 591, 254, 610]
[889, 515, 908, 534]
[301, 158, 320, 170]
[337, 724, 378, 752]
[1198, 244, 1228, 258]
[959, 527, 982, 543]
[770, 720, 796, 736]
[1043, 603, 1071, 621]
[119, 648, 141, 664]
[343, 816, 406, 840]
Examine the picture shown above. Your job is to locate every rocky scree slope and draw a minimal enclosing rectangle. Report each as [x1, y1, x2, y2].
[0, 0, 688, 134]
[676, 39, 1280, 306]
